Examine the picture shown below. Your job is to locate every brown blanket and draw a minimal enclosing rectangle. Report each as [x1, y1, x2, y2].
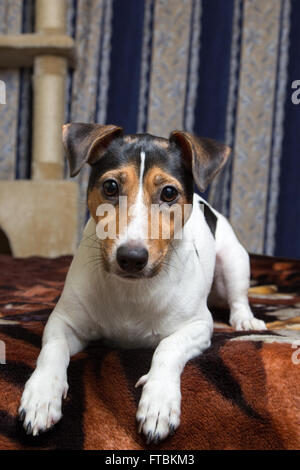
[0, 254, 300, 450]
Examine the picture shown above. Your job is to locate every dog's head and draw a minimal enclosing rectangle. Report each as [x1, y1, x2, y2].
[63, 123, 230, 280]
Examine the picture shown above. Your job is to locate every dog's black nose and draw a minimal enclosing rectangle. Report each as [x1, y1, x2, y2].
[117, 244, 149, 273]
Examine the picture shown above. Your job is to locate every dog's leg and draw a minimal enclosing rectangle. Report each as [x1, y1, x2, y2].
[212, 216, 266, 331]
[136, 314, 213, 443]
[19, 313, 86, 436]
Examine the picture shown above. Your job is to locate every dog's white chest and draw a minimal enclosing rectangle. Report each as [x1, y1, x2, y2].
[85, 282, 197, 348]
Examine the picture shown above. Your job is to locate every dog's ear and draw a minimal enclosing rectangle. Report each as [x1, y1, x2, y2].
[169, 130, 231, 192]
[62, 123, 123, 177]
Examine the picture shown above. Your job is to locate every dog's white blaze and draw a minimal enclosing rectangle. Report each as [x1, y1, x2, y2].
[117, 151, 148, 247]
[139, 151, 146, 185]
[135, 150, 146, 213]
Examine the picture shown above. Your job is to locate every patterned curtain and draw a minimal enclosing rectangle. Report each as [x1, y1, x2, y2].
[0, 0, 34, 180]
[0, 0, 299, 258]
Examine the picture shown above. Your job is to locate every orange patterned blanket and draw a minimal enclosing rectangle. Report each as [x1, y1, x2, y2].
[0, 254, 300, 450]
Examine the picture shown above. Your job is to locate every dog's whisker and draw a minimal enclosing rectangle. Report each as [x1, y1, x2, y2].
[81, 234, 99, 244]
[82, 255, 102, 269]
[170, 241, 184, 267]
[161, 260, 179, 271]
[80, 244, 100, 250]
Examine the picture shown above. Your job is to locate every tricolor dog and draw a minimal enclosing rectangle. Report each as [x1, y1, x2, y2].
[19, 124, 266, 443]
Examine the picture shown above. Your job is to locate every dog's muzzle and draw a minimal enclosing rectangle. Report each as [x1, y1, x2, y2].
[116, 243, 149, 275]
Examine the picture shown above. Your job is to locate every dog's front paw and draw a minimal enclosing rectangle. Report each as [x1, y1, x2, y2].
[230, 315, 266, 331]
[18, 369, 68, 436]
[136, 374, 181, 444]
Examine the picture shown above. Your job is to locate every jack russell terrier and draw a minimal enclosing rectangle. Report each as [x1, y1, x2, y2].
[19, 124, 266, 443]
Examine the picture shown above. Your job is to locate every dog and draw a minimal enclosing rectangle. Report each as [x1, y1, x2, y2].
[19, 123, 266, 443]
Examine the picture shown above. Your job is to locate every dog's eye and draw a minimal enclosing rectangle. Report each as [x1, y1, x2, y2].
[160, 186, 179, 203]
[103, 179, 119, 197]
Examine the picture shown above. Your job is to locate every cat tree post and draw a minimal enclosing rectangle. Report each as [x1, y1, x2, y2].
[0, 0, 78, 257]
[32, 0, 67, 180]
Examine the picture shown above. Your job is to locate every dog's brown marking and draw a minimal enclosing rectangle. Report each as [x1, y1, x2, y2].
[123, 136, 138, 144]
[153, 138, 169, 150]
[123, 136, 169, 150]
[88, 166, 139, 218]
[142, 167, 191, 275]
[88, 165, 140, 270]
[153, 174, 164, 185]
